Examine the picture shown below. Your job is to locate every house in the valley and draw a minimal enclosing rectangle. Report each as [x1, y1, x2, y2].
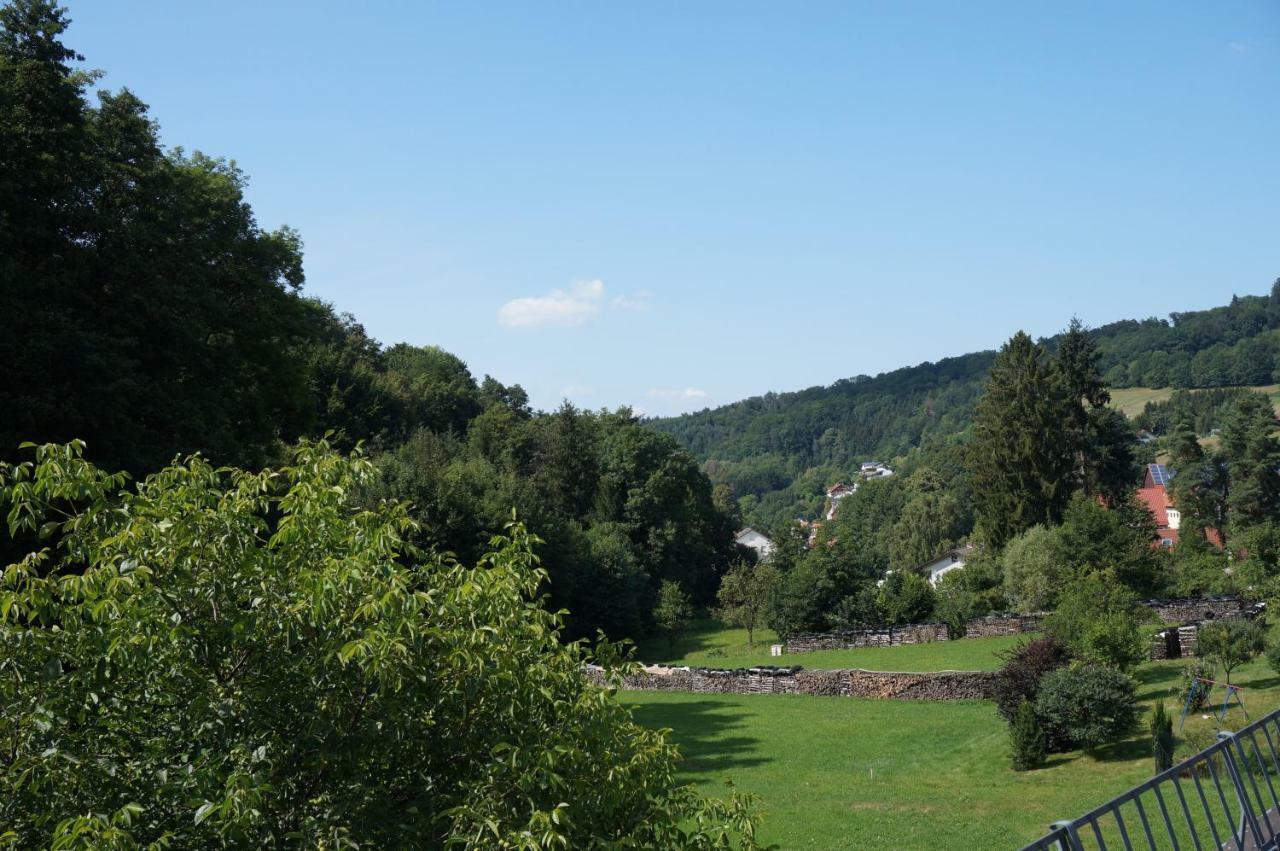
[1137, 463, 1180, 548]
[1135, 463, 1223, 549]
[916, 545, 975, 586]
[859, 460, 894, 480]
[824, 482, 856, 520]
[734, 527, 775, 562]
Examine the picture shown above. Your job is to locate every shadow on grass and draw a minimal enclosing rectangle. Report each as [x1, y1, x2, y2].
[626, 698, 770, 776]
[633, 619, 726, 665]
[1135, 663, 1184, 702]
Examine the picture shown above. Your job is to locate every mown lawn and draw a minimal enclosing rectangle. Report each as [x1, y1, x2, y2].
[632, 619, 1023, 671]
[621, 656, 1280, 849]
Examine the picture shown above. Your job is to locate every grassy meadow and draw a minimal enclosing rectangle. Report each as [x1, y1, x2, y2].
[622, 627, 1280, 849]
[632, 619, 1022, 671]
[1108, 384, 1280, 419]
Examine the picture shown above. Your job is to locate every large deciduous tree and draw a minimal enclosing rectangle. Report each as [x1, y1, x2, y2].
[0, 442, 762, 849]
[0, 1, 314, 474]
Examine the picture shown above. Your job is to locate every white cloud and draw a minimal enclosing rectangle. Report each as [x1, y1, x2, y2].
[498, 279, 605, 328]
[612, 291, 652, 312]
[648, 387, 709, 400]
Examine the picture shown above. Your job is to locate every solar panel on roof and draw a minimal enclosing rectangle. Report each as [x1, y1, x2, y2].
[1149, 464, 1170, 486]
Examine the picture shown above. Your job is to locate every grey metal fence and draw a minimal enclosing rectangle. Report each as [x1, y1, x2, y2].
[1021, 707, 1280, 851]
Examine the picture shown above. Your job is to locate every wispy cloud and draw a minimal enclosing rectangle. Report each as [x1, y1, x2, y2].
[561, 384, 593, 397]
[648, 387, 709, 401]
[1229, 40, 1252, 54]
[498, 280, 604, 328]
[612, 291, 652, 312]
[498, 280, 652, 328]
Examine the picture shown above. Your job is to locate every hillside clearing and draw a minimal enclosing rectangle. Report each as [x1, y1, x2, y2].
[1108, 384, 1280, 419]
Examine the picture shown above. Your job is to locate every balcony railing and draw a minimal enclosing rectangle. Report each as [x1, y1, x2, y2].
[1021, 707, 1280, 851]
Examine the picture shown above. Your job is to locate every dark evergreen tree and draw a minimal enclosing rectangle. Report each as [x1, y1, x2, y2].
[1220, 392, 1280, 532]
[968, 332, 1075, 548]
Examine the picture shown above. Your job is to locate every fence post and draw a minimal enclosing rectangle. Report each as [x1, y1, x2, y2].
[1047, 821, 1076, 851]
[1218, 730, 1265, 849]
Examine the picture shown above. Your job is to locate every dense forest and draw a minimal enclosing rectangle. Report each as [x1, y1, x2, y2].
[0, 0, 734, 645]
[652, 286, 1280, 532]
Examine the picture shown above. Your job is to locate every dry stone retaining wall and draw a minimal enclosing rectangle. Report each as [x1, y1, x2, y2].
[782, 597, 1254, 656]
[1142, 596, 1246, 624]
[585, 664, 995, 701]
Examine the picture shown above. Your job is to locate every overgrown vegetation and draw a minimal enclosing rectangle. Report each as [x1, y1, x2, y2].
[0, 442, 762, 849]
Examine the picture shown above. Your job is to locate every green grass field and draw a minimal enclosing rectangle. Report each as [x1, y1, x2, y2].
[622, 656, 1280, 849]
[632, 619, 1023, 671]
[1108, 384, 1280, 419]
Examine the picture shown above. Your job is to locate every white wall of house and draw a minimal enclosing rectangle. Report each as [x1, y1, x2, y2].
[924, 552, 966, 586]
[734, 528, 775, 561]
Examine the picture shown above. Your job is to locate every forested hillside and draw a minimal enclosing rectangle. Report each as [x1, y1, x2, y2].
[651, 285, 1280, 532]
[0, 3, 732, 644]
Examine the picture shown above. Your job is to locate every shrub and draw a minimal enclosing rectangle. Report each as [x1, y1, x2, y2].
[876, 570, 936, 625]
[0, 442, 763, 849]
[1010, 699, 1047, 771]
[1180, 659, 1215, 712]
[992, 636, 1074, 723]
[1044, 572, 1147, 671]
[1034, 664, 1139, 752]
[1151, 702, 1174, 774]
[1197, 619, 1265, 683]
[1266, 640, 1280, 676]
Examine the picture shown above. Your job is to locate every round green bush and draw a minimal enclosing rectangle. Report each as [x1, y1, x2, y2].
[1033, 663, 1138, 752]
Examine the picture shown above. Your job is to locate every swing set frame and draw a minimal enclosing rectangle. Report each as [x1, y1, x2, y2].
[1178, 675, 1248, 731]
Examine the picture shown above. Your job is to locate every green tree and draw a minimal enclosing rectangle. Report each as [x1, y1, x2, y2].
[0, 2, 314, 474]
[1002, 525, 1065, 613]
[1056, 319, 1134, 500]
[1044, 572, 1147, 671]
[655, 580, 694, 653]
[1151, 702, 1174, 774]
[876, 570, 936, 625]
[1197, 619, 1265, 684]
[717, 561, 780, 649]
[1034, 664, 1139, 753]
[1010, 700, 1047, 771]
[968, 332, 1075, 548]
[0, 441, 761, 849]
[1220, 392, 1280, 532]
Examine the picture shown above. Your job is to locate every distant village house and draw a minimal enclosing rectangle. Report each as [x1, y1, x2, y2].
[734, 527, 775, 562]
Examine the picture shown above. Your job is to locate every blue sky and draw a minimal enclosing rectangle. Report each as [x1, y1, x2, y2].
[65, 2, 1278, 416]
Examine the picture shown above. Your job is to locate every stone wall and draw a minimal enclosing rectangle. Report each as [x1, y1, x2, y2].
[783, 613, 1042, 653]
[586, 664, 996, 701]
[782, 597, 1254, 657]
[964, 613, 1043, 638]
[1143, 596, 1246, 624]
[785, 622, 949, 653]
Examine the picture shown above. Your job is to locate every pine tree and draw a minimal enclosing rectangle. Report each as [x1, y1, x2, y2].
[1010, 699, 1047, 771]
[1221, 392, 1280, 531]
[969, 332, 1075, 548]
[1151, 701, 1174, 774]
[1056, 319, 1133, 500]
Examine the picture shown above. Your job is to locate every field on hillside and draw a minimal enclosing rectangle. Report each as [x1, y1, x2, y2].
[622, 653, 1280, 850]
[633, 619, 1022, 671]
[1108, 384, 1280, 419]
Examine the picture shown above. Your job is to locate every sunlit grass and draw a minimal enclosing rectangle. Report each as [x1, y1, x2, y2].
[622, 655, 1280, 850]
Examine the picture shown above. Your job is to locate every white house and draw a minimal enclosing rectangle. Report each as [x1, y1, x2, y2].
[918, 545, 974, 586]
[734, 527, 775, 562]
[859, 461, 894, 480]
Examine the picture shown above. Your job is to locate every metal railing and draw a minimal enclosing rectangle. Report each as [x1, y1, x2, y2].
[1021, 707, 1280, 851]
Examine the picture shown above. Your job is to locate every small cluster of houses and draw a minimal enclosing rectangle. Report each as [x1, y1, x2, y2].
[731, 459, 1222, 591]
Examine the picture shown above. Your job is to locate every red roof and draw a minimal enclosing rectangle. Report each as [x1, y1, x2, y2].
[1137, 486, 1171, 528]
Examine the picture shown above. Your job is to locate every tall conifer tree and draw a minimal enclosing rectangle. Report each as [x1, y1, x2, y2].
[969, 332, 1075, 548]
